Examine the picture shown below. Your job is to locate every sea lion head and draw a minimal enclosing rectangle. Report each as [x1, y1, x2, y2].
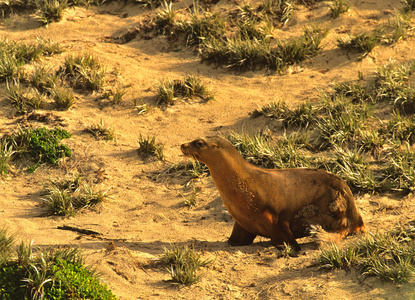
[181, 136, 232, 165]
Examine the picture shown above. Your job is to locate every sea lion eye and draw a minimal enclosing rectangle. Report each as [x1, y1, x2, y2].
[195, 140, 204, 148]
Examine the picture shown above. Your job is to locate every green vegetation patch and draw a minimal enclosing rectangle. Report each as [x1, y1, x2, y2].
[318, 224, 415, 283]
[0, 230, 117, 299]
[1, 127, 71, 172]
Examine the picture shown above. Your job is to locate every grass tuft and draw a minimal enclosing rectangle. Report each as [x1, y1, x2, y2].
[137, 134, 164, 160]
[329, 0, 350, 19]
[161, 245, 210, 285]
[318, 224, 415, 283]
[43, 172, 109, 216]
[85, 119, 115, 140]
[60, 53, 106, 92]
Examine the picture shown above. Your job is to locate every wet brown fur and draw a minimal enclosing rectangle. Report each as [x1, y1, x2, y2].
[181, 136, 366, 251]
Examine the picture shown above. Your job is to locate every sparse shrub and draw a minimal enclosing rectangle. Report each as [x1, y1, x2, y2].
[161, 245, 210, 285]
[200, 36, 272, 70]
[200, 26, 326, 71]
[0, 0, 36, 19]
[156, 79, 177, 105]
[237, 16, 274, 41]
[381, 112, 415, 144]
[384, 12, 412, 44]
[324, 146, 383, 193]
[373, 61, 415, 102]
[259, 100, 290, 119]
[272, 26, 327, 67]
[137, 134, 164, 160]
[183, 74, 213, 100]
[0, 227, 14, 265]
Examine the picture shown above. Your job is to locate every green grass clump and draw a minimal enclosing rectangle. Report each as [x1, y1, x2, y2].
[337, 30, 382, 55]
[402, 0, 415, 12]
[0, 38, 61, 82]
[329, 0, 350, 19]
[51, 86, 75, 110]
[161, 245, 210, 285]
[0, 52, 25, 82]
[6, 127, 71, 169]
[156, 75, 213, 105]
[155, 1, 177, 34]
[137, 134, 164, 160]
[60, 53, 106, 92]
[29, 65, 58, 93]
[6, 80, 46, 113]
[259, 100, 319, 128]
[0, 227, 15, 265]
[228, 132, 313, 169]
[316, 98, 371, 150]
[85, 119, 115, 140]
[324, 146, 383, 193]
[381, 112, 415, 144]
[0, 140, 15, 176]
[319, 224, 415, 283]
[382, 145, 415, 194]
[259, 0, 294, 24]
[43, 172, 109, 216]
[0, 0, 36, 19]
[36, 0, 68, 25]
[332, 82, 374, 103]
[174, 7, 227, 46]
[0, 230, 117, 299]
[200, 26, 326, 71]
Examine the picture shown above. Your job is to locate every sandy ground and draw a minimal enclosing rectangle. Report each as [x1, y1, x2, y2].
[1, 0, 415, 299]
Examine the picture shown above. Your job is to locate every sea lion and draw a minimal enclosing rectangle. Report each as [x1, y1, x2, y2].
[181, 136, 366, 251]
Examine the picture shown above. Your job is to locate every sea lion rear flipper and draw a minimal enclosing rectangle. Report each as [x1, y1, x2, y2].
[228, 222, 256, 246]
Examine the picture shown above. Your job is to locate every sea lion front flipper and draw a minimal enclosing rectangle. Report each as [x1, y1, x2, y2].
[228, 222, 256, 246]
[270, 220, 301, 251]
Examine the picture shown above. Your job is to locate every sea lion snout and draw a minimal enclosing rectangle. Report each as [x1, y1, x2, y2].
[180, 143, 190, 155]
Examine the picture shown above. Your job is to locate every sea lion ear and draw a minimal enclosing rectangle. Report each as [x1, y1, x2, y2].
[212, 143, 219, 148]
